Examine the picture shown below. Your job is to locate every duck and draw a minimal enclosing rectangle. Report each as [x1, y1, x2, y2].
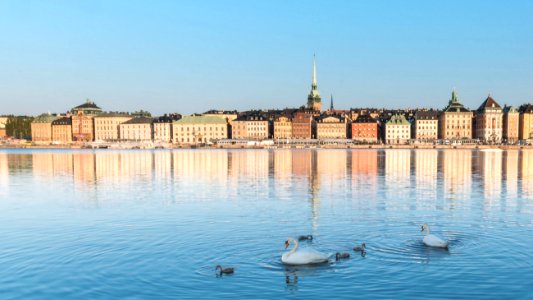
[298, 235, 313, 241]
[282, 237, 329, 265]
[335, 252, 350, 260]
[353, 242, 366, 252]
[215, 265, 234, 275]
[421, 224, 449, 248]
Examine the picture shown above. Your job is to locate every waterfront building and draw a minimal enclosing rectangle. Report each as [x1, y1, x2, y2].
[351, 114, 379, 143]
[94, 113, 133, 141]
[413, 111, 439, 142]
[71, 100, 102, 142]
[502, 105, 519, 143]
[273, 115, 293, 139]
[439, 90, 473, 140]
[292, 111, 315, 139]
[51, 117, 73, 143]
[316, 114, 347, 139]
[153, 114, 180, 143]
[231, 114, 269, 140]
[0, 117, 6, 138]
[385, 114, 411, 144]
[475, 95, 503, 143]
[31, 114, 60, 143]
[307, 56, 322, 111]
[173, 115, 228, 144]
[119, 117, 153, 141]
[519, 103, 533, 140]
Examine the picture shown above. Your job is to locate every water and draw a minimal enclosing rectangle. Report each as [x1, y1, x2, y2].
[0, 149, 532, 299]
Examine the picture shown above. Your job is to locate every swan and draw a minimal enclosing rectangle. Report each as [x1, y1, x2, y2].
[215, 265, 234, 275]
[298, 235, 313, 241]
[282, 237, 329, 265]
[421, 224, 449, 248]
[335, 252, 350, 260]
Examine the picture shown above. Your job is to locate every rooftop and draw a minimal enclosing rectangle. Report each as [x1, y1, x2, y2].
[174, 115, 227, 124]
[122, 117, 153, 124]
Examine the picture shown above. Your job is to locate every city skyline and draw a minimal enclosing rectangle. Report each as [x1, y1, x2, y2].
[2, 1, 533, 115]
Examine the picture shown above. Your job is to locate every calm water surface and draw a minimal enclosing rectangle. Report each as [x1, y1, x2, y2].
[0, 149, 532, 299]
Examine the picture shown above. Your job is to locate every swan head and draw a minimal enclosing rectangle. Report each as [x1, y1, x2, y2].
[421, 224, 429, 232]
[284, 240, 289, 249]
[362, 242, 366, 249]
[215, 265, 222, 271]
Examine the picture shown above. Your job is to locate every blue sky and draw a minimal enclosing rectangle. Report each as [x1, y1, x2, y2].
[1, 0, 533, 115]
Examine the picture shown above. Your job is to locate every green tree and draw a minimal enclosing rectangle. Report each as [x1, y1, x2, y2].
[6, 115, 34, 139]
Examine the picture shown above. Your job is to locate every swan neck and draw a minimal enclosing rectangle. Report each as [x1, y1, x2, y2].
[289, 239, 299, 255]
[425, 225, 430, 235]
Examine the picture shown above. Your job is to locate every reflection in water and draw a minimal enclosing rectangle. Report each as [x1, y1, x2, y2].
[1, 149, 532, 205]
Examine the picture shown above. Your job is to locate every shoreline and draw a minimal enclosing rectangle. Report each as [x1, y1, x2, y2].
[1, 144, 532, 150]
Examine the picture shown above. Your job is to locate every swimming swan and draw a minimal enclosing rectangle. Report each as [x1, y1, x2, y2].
[421, 224, 449, 248]
[282, 237, 329, 265]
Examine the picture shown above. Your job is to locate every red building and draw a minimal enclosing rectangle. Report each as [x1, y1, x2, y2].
[351, 114, 379, 143]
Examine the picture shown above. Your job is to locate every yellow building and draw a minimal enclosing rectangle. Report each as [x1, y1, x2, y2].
[503, 106, 520, 143]
[0, 117, 7, 137]
[153, 122, 172, 143]
[439, 90, 473, 140]
[231, 115, 269, 140]
[173, 115, 228, 144]
[385, 114, 411, 144]
[316, 115, 347, 139]
[94, 113, 133, 141]
[273, 115, 293, 139]
[31, 114, 60, 143]
[119, 117, 153, 141]
[51, 117, 73, 144]
[519, 104, 533, 140]
[413, 111, 439, 142]
[71, 100, 102, 142]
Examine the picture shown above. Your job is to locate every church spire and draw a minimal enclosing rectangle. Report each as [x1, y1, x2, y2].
[330, 94, 334, 110]
[451, 88, 459, 103]
[307, 55, 322, 111]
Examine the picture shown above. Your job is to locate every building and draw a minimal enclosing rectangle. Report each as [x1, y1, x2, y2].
[475, 95, 503, 143]
[119, 117, 153, 141]
[0, 117, 7, 138]
[385, 114, 411, 144]
[94, 113, 133, 141]
[231, 114, 269, 140]
[273, 115, 293, 139]
[413, 111, 439, 142]
[173, 115, 228, 144]
[292, 111, 314, 139]
[306, 56, 322, 111]
[153, 114, 181, 143]
[351, 114, 379, 143]
[439, 90, 473, 140]
[503, 105, 519, 144]
[316, 114, 347, 139]
[31, 114, 60, 143]
[51, 117, 73, 143]
[519, 103, 533, 140]
[71, 100, 102, 142]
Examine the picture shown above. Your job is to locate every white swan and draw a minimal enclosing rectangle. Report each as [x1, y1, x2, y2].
[281, 237, 329, 265]
[421, 224, 449, 248]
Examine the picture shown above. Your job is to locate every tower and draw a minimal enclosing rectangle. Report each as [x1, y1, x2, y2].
[330, 94, 334, 110]
[307, 55, 322, 111]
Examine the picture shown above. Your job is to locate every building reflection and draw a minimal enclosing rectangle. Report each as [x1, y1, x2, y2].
[503, 151, 519, 208]
[415, 150, 438, 208]
[520, 150, 533, 199]
[350, 150, 378, 202]
[479, 151, 503, 206]
[384, 150, 411, 206]
[0, 153, 8, 196]
[441, 150, 472, 200]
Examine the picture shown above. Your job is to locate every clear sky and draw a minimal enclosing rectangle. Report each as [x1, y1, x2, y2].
[1, 0, 533, 116]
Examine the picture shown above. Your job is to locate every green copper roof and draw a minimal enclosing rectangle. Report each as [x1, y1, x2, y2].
[174, 115, 227, 124]
[386, 114, 410, 125]
[32, 114, 60, 123]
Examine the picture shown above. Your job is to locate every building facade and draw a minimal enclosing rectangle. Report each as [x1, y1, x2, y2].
[292, 111, 314, 139]
[385, 114, 411, 144]
[0, 117, 7, 138]
[119, 117, 153, 141]
[273, 115, 293, 139]
[439, 90, 473, 140]
[503, 105, 519, 143]
[51, 117, 73, 143]
[316, 115, 347, 139]
[173, 115, 228, 144]
[231, 115, 269, 140]
[94, 113, 133, 141]
[71, 100, 102, 142]
[31, 114, 59, 143]
[519, 104, 533, 140]
[414, 111, 439, 142]
[475, 96, 503, 143]
[351, 114, 379, 142]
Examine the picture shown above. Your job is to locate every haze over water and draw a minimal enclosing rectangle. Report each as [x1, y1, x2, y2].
[0, 149, 532, 299]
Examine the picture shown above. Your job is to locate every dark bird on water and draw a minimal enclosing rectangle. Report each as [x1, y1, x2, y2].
[335, 252, 350, 260]
[216, 265, 234, 275]
[298, 235, 313, 241]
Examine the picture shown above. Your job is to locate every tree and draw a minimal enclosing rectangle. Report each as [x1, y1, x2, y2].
[5, 115, 34, 139]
